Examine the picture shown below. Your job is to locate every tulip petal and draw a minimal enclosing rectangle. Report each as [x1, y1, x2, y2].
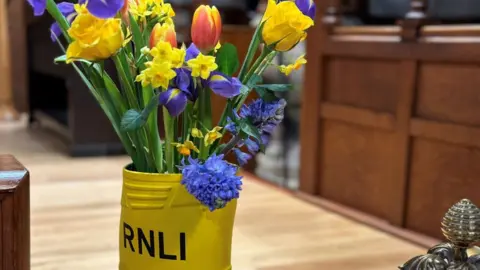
[86, 0, 125, 18]
[159, 88, 188, 116]
[208, 72, 242, 98]
[27, 0, 47, 16]
[50, 2, 77, 42]
[191, 5, 221, 53]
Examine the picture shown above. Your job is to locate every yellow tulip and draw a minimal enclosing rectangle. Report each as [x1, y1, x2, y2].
[261, 0, 314, 52]
[66, 9, 124, 63]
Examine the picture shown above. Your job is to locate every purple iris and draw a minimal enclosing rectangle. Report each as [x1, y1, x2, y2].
[159, 68, 197, 117]
[185, 43, 200, 61]
[27, 0, 47, 16]
[50, 2, 77, 42]
[86, 0, 125, 18]
[295, 0, 316, 20]
[208, 72, 242, 98]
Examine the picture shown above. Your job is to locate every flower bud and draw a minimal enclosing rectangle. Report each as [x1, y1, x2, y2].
[120, 0, 131, 24]
[191, 5, 222, 53]
[150, 23, 177, 49]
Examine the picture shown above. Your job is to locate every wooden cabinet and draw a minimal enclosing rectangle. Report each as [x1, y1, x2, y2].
[301, 0, 480, 240]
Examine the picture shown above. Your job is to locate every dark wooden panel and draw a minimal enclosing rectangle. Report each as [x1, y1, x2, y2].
[324, 57, 399, 113]
[411, 118, 480, 148]
[406, 138, 480, 239]
[319, 120, 397, 221]
[416, 63, 480, 126]
[0, 155, 30, 270]
[319, 102, 396, 131]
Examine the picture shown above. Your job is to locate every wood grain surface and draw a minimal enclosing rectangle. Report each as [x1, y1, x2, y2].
[0, 118, 423, 270]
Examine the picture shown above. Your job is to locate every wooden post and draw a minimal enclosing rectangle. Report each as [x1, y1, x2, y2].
[401, 0, 429, 41]
[300, 0, 337, 194]
[0, 155, 30, 270]
[0, 0, 19, 121]
[322, 0, 342, 34]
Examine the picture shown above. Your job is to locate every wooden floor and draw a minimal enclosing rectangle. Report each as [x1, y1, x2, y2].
[0, 119, 424, 270]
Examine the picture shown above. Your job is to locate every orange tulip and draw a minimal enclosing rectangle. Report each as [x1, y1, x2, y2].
[150, 23, 177, 48]
[191, 5, 222, 53]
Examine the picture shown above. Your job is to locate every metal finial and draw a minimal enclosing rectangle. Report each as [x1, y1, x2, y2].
[441, 199, 480, 247]
[400, 199, 480, 270]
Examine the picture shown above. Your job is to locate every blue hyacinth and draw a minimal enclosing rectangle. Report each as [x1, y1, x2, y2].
[179, 154, 243, 211]
[228, 98, 286, 153]
[233, 148, 252, 166]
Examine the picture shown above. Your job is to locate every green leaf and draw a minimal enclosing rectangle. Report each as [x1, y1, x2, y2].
[54, 55, 93, 65]
[120, 93, 159, 131]
[246, 74, 263, 88]
[121, 109, 144, 131]
[239, 119, 263, 146]
[129, 13, 146, 60]
[255, 84, 292, 92]
[215, 43, 240, 76]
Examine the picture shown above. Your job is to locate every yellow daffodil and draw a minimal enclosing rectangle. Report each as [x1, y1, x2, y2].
[204, 126, 223, 146]
[136, 60, 176, 89]
[152, 2, 176, 24]
[170, 47, 186, 68]
[278, 55, 307, 76]
[191, 128, 204, 138]
[150, 41, 173, 62]
[66, 6, 125, 63]
[128, 0, 152, 22]
[261, 0, 314, 52]
[172, 141, 199, 156]
[187, 53, 218, 79]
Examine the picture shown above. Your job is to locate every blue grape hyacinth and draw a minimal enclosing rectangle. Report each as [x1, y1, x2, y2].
[179, 154, 243, 211]
[227, 98, 286, 164]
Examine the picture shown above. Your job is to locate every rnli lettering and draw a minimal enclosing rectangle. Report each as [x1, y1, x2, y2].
[123, 222, 187, 261]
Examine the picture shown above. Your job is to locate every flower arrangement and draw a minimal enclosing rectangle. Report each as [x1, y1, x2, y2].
[27, 0, 315, 211]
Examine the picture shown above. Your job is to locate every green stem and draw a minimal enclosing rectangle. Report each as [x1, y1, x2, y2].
[46, 0, 71, 43]
[242, 48, 271, 85]
[235, 51, 278, 111]
[163, 108, 175, 173]
[215, 48, 272, 135]
[198, 88, 212, 159]
[182, 103, 192, 142]
[237, 24, 262, 81]
[112, 55, 140, 109]
[220, 134, 243, 155]
[150, 109, 163, 172]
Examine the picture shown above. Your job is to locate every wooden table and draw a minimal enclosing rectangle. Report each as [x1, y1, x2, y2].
[0, 119, 425, 270]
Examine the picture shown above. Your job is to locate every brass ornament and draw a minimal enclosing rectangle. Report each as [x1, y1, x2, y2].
[400, 199, 480, 270]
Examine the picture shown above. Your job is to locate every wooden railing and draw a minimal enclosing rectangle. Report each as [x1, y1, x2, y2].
[0, 155, 30, 270]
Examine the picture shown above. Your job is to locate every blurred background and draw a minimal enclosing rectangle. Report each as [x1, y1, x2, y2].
[3, 0, 480, 269]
